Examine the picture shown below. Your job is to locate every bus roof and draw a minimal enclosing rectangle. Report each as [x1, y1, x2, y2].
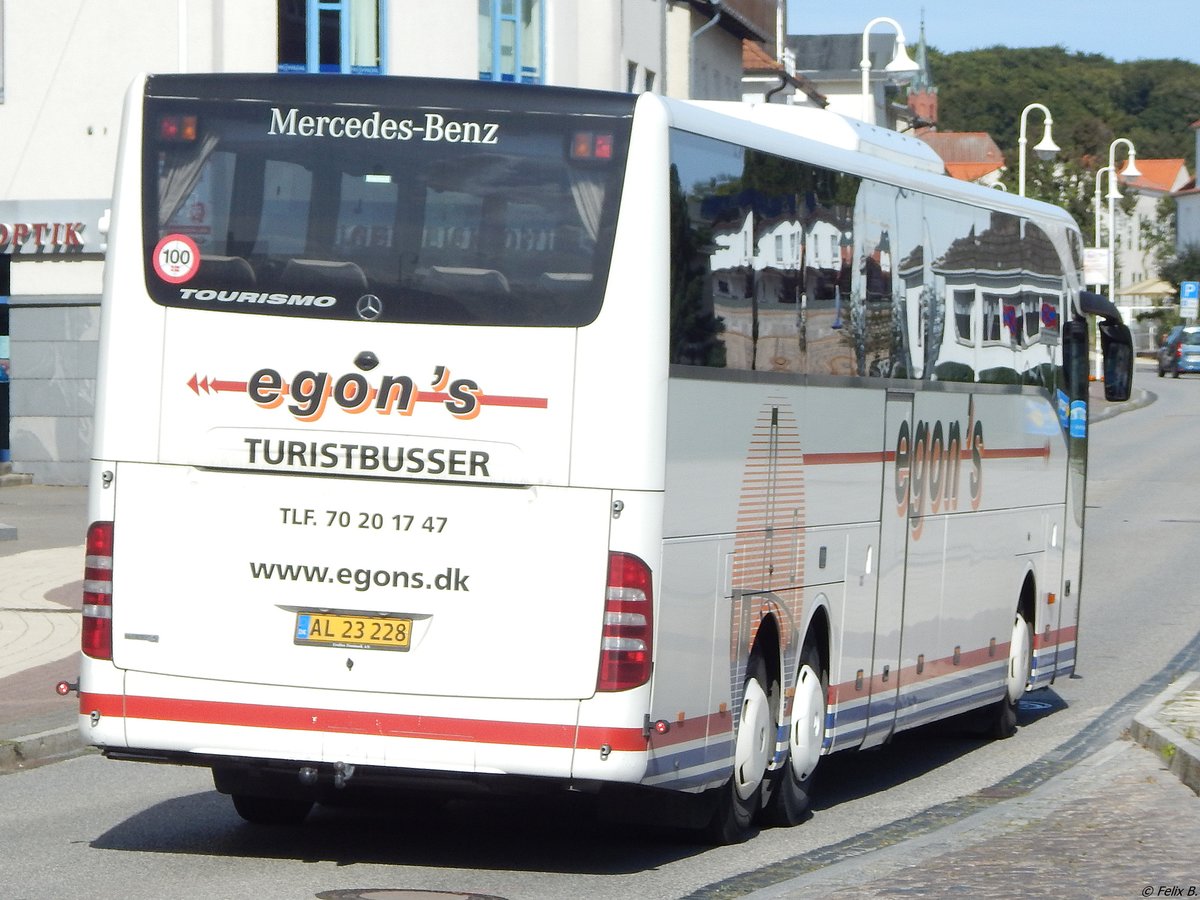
[656, 96, 1078, 232]
[143, 72, 639, 120]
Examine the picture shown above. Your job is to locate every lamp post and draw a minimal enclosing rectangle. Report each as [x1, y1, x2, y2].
[1105, 138, 1142, 301]
[1017, 103, 1060, 197]
[1091, 164, 1113, 291]
[1097, 139, 1141, 378]
[860, 17, 918, 125]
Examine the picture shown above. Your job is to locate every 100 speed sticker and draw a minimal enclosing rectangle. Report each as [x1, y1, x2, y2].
[153, 234, 201, 284]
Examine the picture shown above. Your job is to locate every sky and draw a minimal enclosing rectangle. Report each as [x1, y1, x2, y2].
[786, 1, 1200, 65]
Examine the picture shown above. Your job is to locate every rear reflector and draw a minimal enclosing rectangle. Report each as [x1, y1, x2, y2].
[597, 552, 653, 692]
[82, 521, 114, 660]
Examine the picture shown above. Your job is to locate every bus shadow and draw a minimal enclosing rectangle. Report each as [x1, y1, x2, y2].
[811, 687, 1066, 812]
[89, 689, 1066, 872]
[89, 786, 706, 874]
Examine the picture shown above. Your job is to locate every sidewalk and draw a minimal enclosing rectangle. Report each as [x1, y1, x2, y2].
[0, 483, 87, 768]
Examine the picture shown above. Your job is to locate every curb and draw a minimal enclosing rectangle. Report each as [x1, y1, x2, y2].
[0, 723, 86, 774]
[1130, 671, 1200, 796]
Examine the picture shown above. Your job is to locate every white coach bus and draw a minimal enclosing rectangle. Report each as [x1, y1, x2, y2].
[76, 74, 1132, 842]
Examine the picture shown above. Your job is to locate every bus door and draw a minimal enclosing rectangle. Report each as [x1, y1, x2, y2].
[860, 390, 912, 749]
[1053, 317, 1092, 677]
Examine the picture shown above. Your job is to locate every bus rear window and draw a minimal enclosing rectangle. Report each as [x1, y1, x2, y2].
[143, 98, 630, 327]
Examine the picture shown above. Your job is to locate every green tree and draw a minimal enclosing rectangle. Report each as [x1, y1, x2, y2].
[1159, 245, 1200, 293]
[927, 46, 1200, 169]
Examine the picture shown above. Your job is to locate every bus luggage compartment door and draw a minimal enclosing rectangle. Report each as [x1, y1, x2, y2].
[860, 391, 912, 748]
[108, 463, 612, 701]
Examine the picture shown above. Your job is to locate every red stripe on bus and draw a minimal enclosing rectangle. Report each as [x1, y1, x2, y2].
[804, 451, 891, 465]
[81, 693, 644, 752]
[413, 391, 548, 409]
[478, 394, 549, 409]
[830, 624, 1077, 696]
[647, 709, 734, 749]
[982, 445, 1051, 460]
[1034, 624, 1077, 649]
[805, 444, 1050, 466]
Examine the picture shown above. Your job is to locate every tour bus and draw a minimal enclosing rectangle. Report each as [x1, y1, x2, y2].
[76, 73, 1132, 842]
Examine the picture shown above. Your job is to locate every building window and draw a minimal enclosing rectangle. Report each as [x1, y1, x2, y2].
[478, 0, 543, 84]
[278, 0, 385, 75]
[982, 294, 1003, 343]
[954, 290, 974, 343]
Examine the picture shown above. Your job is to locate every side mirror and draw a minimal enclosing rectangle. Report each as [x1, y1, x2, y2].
[1077, 292, 1134, 403]
[1099, 320, 1133, 402]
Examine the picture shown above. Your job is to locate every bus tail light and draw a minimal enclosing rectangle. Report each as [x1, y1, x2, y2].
[82, 521, 114, 660]
[158, 114, 198, 142]
[597, 552, 653, 692]
[570, 131, 614, 161]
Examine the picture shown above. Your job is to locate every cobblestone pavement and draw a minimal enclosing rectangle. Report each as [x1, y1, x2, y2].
[745, 739, 1200, 899]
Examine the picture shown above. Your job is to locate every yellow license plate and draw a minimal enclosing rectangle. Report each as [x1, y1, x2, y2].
[295, 612, 412, 651]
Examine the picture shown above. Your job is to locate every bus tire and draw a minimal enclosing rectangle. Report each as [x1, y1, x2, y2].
[990, 610, 1033, 739]
[705, 655, 772, 844]
[763, 642, 826, 826]
[231, 792, 314, 826]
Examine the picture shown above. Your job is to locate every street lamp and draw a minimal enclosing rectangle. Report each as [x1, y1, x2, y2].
[1106, 138, 1142, 305]
[860, 17, 919, 125]
[1093, 139, 1141, 379]
[1017, 103, 1060, 197]
[1092, 165, 1113, 284]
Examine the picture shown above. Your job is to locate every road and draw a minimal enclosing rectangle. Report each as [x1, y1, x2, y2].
[2, 362, 1198, 900]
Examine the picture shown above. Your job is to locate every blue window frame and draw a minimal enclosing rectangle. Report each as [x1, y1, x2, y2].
[478, 0, 543, 84]
[278, 0, 386, 75]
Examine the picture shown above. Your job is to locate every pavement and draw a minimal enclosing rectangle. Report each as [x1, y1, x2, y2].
[2, 377, 1199, 897]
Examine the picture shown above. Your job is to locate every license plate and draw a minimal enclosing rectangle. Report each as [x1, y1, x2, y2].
[295, 612, 412, 651]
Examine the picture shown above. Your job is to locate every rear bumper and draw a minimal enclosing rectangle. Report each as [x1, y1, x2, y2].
[78, 672, 652, 785]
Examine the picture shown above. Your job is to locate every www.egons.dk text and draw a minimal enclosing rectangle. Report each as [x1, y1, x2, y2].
[249, 561, 470, 593]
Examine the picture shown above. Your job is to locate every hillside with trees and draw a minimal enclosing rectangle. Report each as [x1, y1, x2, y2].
[925, 47, 1200, 251]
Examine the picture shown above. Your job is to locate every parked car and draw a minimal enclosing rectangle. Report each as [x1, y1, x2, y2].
[1157, 325, 1200, 377]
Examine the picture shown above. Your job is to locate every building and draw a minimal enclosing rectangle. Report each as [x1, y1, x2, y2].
[0, 0, 775, 484]
[788, 29, 917, 129]
[918, 133, 1005, 188]
[740, 37, 825, 107]
[1173, 119, 1200, 255]
[1110, 158, 1189, 310]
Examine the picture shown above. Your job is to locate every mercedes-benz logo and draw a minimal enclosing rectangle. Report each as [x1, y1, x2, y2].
[356, 294, 383, 321]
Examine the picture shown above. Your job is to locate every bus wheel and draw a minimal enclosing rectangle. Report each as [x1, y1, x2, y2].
[231, 793, 314, 826]
[705, 655, 772, 844]
[990, 610, 1033, 739]
[764, 642, 826, 826]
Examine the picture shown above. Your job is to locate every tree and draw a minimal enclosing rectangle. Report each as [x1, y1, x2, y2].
[1142, 196, 1177, 272]
[926, 46, 1200, 169]
[1159, 245, 1200, 293]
